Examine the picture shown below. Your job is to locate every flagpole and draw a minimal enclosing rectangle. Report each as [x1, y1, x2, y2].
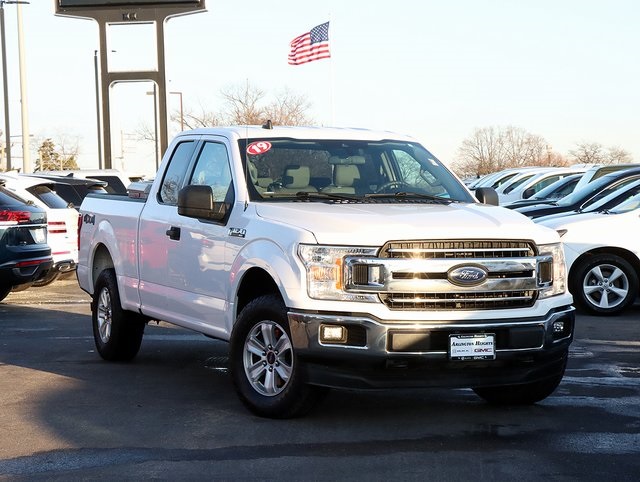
[328, 14, 335, 126]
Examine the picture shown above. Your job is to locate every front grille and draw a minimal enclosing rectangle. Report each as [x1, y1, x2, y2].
[380, 290, 538, 310]
[352, 240, 540, 311]
[381, 240, 536, 259]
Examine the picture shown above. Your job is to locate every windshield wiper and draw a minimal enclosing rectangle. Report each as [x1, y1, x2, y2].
[293, 191, 360, 202]
[364, 192, 454, 204]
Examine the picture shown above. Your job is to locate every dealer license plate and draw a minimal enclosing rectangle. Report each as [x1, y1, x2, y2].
[449, 333, 496, 361]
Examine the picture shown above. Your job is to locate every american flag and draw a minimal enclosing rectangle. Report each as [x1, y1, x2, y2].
[288, 22, 331, 65]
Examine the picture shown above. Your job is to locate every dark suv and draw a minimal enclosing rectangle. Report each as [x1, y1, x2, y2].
[0, 182, 53, 302]
[25, 174, 108, 208]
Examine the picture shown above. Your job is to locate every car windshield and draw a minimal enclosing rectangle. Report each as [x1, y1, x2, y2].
[608, 192, 640, 214]
[557, 173, 640, 206]
[529, 175, 580, 200]
[26, 185, 70, 209]
[240, 138, 473, 203]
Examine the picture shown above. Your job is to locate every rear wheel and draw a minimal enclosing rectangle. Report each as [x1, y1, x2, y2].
[92, 268, 145, 361]
[571, 254, 638, 316]
[0, 285, 11, 302]
[473, 355, 567, 405]
[230, 294, 323, 418]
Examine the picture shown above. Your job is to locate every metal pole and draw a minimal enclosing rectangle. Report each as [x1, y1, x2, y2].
[0, 2, 11, 170]
[94, 50, 102, 169]
[16, 2, 29, 173]
[152, 83, 158, 169]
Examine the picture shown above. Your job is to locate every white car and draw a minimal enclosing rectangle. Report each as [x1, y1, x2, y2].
[498, 168, 587, 205]
[0, 173, 79, 285]
[539, 193, 640, 315]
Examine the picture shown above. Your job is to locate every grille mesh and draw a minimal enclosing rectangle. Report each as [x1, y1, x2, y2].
[376, 240, 538, 310]
[381, 240, 536, 259]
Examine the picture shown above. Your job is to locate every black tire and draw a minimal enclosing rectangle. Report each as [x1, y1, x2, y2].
[473, 355, 567, 405]
[229, 294, 322, 418]
[92, 268, 145, 361]
[0, 285, 11, 302]
[570, 253, 638, 316]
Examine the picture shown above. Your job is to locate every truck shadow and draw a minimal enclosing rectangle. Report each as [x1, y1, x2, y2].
[1, 301, 639, 470]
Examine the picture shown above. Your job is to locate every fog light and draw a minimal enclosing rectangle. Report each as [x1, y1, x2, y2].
[553, 321, 565, 333]
[320, 324, 347, 343]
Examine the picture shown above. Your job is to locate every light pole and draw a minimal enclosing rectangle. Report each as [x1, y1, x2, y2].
[0, 0, 29, 172]
[16, 1, 29, 173]
[170, 91, 183, 132]
[94, 50, 102, 169]
[0, 1, 11, 170]
[146, 85, 159, 169]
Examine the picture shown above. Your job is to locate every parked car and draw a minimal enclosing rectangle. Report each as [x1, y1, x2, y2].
[468, 167, 541, 191]
[498, 168, 586, 205]
[0, 173, 80, 285]
[512, 167, 640, 219]
[572, 163, 640, 192]
[41, 169, 144, 194]
[504, 173, 583, 209]
[534, 178, 640, 223]
[0, 181, 53, 302]
[540, 193, 640, 315]
[24, 173, 109, 207]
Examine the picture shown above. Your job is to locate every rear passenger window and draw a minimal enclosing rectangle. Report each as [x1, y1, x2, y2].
[159, 141, 196, 205]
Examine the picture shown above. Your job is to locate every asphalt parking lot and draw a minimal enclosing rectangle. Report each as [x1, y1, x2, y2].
[1, 279, 639, 481]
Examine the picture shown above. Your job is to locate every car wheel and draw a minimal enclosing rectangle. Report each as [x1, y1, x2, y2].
[473, 354, 567, 405]
[571, 254, 639, 316]
[230, 294, 323, 418]
[92, 268, 146, 361]
[0, 285, 11, 302]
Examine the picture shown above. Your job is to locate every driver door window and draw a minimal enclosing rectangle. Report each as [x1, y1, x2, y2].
[189, 142, 234, 203]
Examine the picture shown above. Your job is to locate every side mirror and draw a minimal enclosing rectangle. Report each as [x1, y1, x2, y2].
[522, 187, 536, 199]
[474, 187, 499, 206]
[178, 184, 227, 221]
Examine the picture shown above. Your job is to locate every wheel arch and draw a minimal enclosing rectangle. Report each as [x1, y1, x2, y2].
[235, 267, 282, 319]
[90, 243, 115, 292]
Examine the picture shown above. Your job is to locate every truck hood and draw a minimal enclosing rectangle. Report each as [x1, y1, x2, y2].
[254, 202, 560, 245]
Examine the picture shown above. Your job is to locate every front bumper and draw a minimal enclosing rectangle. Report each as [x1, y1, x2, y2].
[288, 305, 574, 389]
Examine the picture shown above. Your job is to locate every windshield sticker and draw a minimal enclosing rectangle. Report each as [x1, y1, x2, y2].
[247, 141, 272, 156]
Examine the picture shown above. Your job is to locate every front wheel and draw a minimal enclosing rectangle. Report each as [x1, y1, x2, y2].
[473, 356, 567, 405]
[571, 254, 638, 316]
[92, 268, 145, 361]
[230, 294, 322, 418]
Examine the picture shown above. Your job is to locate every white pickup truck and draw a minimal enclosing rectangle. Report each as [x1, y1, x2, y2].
[77, 125, 575, 418]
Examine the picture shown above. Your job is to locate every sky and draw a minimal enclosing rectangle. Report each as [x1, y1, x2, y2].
[1, 0, 639, 177]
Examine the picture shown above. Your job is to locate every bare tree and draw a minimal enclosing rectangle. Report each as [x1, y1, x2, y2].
[453, 127, 504, 178]
[452, 126, 554, 178]
[569, 142, 606, 165]
[606, 146, 632, 164]
[263, 88, 313, 126]
[220, 83, 266, 125]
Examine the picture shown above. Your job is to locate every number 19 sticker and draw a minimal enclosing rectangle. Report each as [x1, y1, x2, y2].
[247, 141, 272, 155]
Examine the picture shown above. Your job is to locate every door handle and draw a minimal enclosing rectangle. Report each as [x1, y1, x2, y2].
[165, 226, 181, 241]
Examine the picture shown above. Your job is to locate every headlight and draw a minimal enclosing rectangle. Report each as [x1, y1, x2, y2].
[538, 242, 567, 298]
[298, 244, 379, 301]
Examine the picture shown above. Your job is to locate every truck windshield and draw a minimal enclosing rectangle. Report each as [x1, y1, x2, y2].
[240, 138, 473, 203]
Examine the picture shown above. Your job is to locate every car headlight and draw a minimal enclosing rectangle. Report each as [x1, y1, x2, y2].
[538, 242, 567, 298]
[298, 244, 379, 301]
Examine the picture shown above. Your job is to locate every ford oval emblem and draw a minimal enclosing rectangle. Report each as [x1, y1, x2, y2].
[448, 265, 488, 286]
